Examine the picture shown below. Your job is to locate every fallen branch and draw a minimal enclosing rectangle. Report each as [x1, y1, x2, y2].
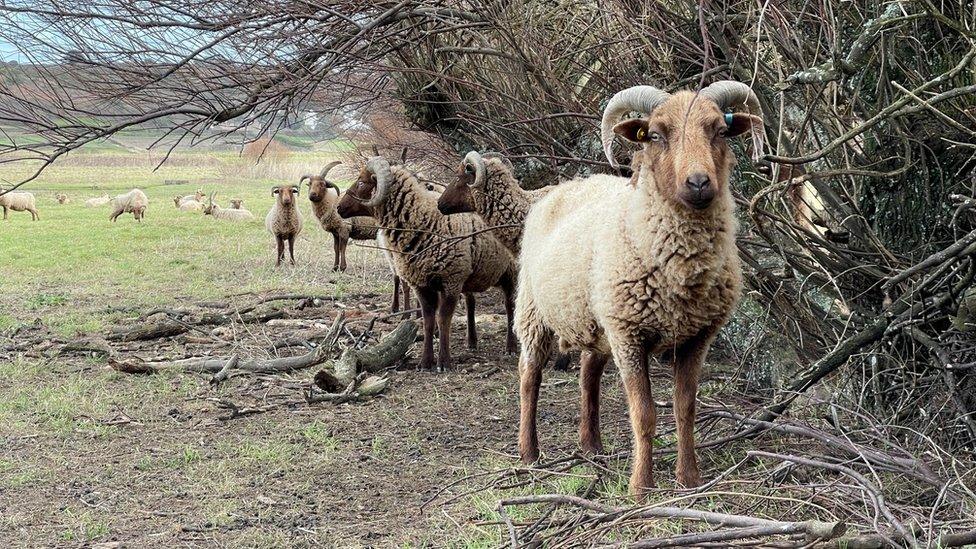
[313, 319, 417, 391]
[500, 494, 846, 541]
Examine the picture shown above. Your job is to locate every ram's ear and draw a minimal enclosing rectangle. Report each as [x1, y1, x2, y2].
[726, 113, 763, 138]
[613, 119, 651, 143]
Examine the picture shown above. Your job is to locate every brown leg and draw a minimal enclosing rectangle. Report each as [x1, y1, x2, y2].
[275, 236, 284, 267]
[404, 284, 414, 317]
[31, 208, 38, 221]
[416, 287, 438, 370]
[288, 235, 297, 265]
[391, 275, 401, 313]
[332, 234, 341, 271]
[465, 293, 477, 350]
[579, 350, 609, 455]
[518, 324, 553, 464]
[436, 291, 458, 371]
[339, 239, 348, 271]
[672, 332, 712, 488]
[500, 271, 518, 354]
[1, 206, 6, 220]
[616, 342, 656, 498]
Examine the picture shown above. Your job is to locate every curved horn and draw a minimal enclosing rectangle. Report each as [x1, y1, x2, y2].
[325, 181, 342, 195]
[482, 152, 515, 172]
[319, 160, 341, 178]
[600, 85, 671, 168]
[463, 151, 487, 188]
[363, 156, 393, 207]
[299, 174, 312, 186]
[699, 80, 762, 115]
[699, 81, 765, 160]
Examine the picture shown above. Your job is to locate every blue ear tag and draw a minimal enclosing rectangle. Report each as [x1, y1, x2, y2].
[725, 112, 734, 126]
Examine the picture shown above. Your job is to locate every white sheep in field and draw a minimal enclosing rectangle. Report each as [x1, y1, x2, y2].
[109, 189, 149, 222]
[178, 189, 205, 206]
[514, 81, 765, 498]
[55, 193, 70, 204]
[0, 191, 39, 220]
[179, 200, 204, 212]
[203, 193, 255, 222]
[85, 195, 111, 207]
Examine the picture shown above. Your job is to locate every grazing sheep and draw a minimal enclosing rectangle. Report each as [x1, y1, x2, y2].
[0, 191, 38, 220]
[337, 156, 518, 371]
[109, 189, 149, 222]
[55, 193, 69, 204]
[85, 195, 111, 207]
[229, 199, 245, 210]
[438, 151, 574, 371]
[265, 184, 303, 267]
[515, 81, 763, 497]
[204, 193, 256, 222]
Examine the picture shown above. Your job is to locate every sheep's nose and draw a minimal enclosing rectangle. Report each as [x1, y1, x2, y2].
[685, 173, 710, 192]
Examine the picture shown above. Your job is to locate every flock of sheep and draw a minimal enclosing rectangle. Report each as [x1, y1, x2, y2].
[319, 80, 762, 498]
[2, 79, 765, 498]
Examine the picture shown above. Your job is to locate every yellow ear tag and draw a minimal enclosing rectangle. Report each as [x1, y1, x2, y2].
[636, 127, 647, 141]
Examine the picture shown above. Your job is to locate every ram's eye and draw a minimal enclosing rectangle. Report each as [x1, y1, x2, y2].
[717, 128, 728, 138]
[648, 131, 662, 142]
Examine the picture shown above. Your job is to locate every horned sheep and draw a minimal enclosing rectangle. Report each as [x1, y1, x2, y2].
[265, 184, 303, 267]
[0, 191, 39, 220]
[437, 151, 573, 371]
[337, 156, 518, 371]
[55, 193, 70, 204]
[514, 81, 764, 498]
[109, 189, 149, 222]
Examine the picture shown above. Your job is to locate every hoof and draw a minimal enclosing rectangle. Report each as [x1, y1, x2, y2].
[676, 470, 702, 489]
[580, 438, 604, 456]
[520, 447, 539, 464]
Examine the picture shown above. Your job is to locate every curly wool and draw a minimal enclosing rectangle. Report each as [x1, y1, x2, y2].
[265, 197, 302, 238]
[515, 171, 741, 362]
[372, 166, 515, 296]
[467, 159, 552, 256]
[0, 191, 38, 219]
[110, 189, 148, 221]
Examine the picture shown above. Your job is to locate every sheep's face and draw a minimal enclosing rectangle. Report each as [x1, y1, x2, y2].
[614, 90, 761, 212]
[336, 167, 376, 218]
[173, 196, 182, 207]
[306, 176, 338, 206]
[194, 190, 205, 202]
[272, 185, 299, 207]
[437, 163, 477, 215]
[230, 199, 244, 209]
[134, 206, 146, 220]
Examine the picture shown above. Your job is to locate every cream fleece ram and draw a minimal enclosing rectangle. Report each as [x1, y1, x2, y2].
[0, 191, 38, 220]
[85, 195, 111, 207]
[109, 189, 149, 222]
[516, 173, 740, 355]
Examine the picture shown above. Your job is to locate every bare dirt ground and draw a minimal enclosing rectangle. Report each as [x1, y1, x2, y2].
[1, 286, 653, 548]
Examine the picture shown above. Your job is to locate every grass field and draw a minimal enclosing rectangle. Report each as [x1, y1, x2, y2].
[0, 144, 379, 336]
